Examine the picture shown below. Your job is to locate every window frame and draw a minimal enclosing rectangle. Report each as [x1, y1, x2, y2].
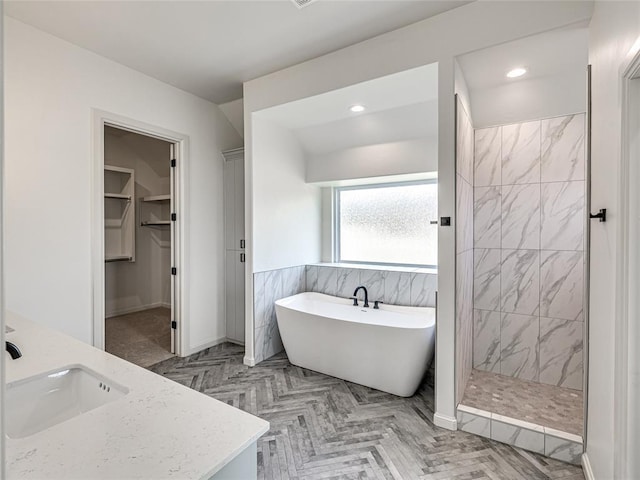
[333, 179, 438, 269]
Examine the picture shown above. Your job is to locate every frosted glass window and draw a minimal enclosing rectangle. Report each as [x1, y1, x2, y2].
[336, 181, 437, 266]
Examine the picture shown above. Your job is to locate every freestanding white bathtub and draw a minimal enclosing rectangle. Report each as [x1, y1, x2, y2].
[275, 292, 436, 397]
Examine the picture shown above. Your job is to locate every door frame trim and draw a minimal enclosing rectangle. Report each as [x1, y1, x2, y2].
[614, 46, 640, 479]
[91, 109, 188, 357]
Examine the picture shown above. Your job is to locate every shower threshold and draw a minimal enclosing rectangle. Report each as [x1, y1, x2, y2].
[457, 369, 584, 465]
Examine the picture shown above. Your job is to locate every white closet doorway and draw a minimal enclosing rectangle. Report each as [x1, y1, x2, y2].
[93, 111, 185, 366]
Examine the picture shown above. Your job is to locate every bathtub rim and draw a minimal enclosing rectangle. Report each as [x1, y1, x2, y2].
[275, 291, 435, 330]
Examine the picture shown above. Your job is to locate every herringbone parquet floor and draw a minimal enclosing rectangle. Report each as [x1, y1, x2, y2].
[149, 343, 585, 480]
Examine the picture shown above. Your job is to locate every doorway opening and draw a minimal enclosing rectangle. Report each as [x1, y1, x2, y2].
[103, 126, 176, 366]
[93, 111, 185, 367]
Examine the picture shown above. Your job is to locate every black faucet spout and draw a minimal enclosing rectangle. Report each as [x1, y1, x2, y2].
[6, 341, 22, 360]
[353, 286, 369, 308]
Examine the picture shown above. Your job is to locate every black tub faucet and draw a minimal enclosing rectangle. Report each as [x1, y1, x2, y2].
[352, 286, 369, 308]
[6, 341, 22, 360]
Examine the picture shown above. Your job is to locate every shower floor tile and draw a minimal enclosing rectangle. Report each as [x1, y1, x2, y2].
[461, 369, 583, 436]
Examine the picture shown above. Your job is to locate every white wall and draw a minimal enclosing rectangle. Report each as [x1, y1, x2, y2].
[244, 0, 593, 428]
[470, 72, 587, 128]
[454, 59, 472, 119]
[251, 115, 321, 273]
[0, 3, 6, 475]
[219, 98, 244, 139]
[104, 130, 172, 317]
[4, 17, 242, 352]
[306, 138, 437, 184]
[587, 2, 640, 478]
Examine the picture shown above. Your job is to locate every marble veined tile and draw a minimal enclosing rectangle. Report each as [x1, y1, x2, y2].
[384, 271, 412, 306]
[475, 127, 501, 186]
[263, 318, 284, 360]
[474, 186, 501, 249]
[457, 411, 491, 438]
[541, 181, 585, 251]
[502, 121, 540, 185]
[457, 252, 474, 326]
[360, 269, 385, 302]
[541, 114, 586, 182]
[337, 268, 360, 299]
[474, 309, 501, 373]
[305, 265, 318, 292]
[411, 273, 437, 307]
[254, 325, 266, 364]
[501, 184, 540, 250]
[457, 174, 474, 253]
[540, 250, 584, 321]
[317, 266, 338, 296]
[474, 249, 501, 311]
[282, 266, 305, 298]
[501, 312, 539, 381]
[545, 433, 583, 465]
[456, 251, 474, 403]
[540, 317, 583, 390]
[253, 272, 267, 329]
[501, 249, 539, 316]
[264, 269, 283, 336]
[491, 418, 544, 454]
[456, 97, 474, 185]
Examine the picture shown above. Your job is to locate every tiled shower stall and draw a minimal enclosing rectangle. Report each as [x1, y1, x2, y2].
[473, 113, 585, 389]
[455, 106, 586, 464]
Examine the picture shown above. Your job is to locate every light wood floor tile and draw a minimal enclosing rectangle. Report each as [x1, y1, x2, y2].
[150, 343, 584, 480]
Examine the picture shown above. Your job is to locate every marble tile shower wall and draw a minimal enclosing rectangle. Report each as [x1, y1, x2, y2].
[305, 265, 438, 308]
[456, 97, 474, 405]
[473, 114, 585, 390]
[254, 265, 305, 363]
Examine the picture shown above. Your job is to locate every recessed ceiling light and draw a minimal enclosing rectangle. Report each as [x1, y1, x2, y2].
[350, 105, 366, 113]
[506, 67, 527, 78]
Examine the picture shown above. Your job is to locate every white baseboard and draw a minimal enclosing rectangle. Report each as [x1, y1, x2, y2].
[106, 302, 170, 318]
[226, 338, 245, 346]
[181, 336, 227, 357]
[582, 453, 595, 480]
[243, 356, 256, 367]
[433, 412, 458, 431]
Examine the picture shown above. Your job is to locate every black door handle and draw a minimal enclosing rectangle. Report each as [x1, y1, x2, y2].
[590, 209, 607, 222]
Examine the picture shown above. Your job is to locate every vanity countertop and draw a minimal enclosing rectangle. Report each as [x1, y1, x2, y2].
[5, 313, 269, 479]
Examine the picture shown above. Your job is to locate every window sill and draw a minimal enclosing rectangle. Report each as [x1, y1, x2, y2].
[311, 262, 437, 275]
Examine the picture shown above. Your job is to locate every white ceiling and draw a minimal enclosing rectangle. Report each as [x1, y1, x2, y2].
[256, 62, 437, 129]
[294, 101, 437, 155]
[457, 24, 589, 91]
[256, 62, 438, 155]
[5, 0, 471, 104]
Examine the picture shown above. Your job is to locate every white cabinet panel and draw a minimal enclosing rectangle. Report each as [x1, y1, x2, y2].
[223, 149, 245, 344]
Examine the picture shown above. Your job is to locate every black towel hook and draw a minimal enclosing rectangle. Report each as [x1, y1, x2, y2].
[590, 209, 607, 222]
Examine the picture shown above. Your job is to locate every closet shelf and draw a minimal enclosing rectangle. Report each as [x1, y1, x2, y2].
[105, 255, 133, 263]
[105, 193, 132, 200]
[104, 164, 135, 263]
[143, 194, 170, 202]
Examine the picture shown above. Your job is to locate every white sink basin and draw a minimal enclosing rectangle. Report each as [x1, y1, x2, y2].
[6, 365, 129, 439]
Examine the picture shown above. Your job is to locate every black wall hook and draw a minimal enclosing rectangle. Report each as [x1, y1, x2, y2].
[590, 209, 607, 222]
